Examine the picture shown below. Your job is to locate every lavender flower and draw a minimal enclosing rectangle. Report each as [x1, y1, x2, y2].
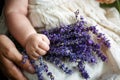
[40, 17, 110, 79]
[19, 16, 111, 80]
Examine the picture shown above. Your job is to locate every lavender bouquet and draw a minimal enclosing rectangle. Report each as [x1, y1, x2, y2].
[21, 16, 111, 80]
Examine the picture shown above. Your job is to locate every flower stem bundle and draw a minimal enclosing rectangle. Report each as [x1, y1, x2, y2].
[21, 17, 110, 80]
[13, 15, 110, 80]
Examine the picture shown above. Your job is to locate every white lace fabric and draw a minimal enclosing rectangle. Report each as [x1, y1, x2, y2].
[27, 0, 120, 80]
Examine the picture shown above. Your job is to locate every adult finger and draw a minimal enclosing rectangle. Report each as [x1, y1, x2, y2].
[3, 47, 35, 73]
[0, 55, 27, 80]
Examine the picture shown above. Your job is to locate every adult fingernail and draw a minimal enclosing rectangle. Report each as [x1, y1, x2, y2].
[28, 66, 35, 73]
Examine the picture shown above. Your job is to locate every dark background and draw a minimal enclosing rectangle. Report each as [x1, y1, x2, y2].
[0, 0, 4, 15]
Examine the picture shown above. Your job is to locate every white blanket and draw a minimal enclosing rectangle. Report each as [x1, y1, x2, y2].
[1, 0, 120, 80]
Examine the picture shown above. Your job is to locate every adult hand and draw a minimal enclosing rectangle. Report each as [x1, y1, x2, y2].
[0, 35, 35, 80]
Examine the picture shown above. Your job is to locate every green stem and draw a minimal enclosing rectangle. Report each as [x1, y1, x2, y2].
[100, 0, 120, 13]
[116, 0, 120, 13]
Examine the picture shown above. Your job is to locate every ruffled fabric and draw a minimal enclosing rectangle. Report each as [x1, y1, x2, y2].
[26, 0, 120, 80]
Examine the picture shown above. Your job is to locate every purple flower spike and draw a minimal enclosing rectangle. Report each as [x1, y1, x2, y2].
[101, 55, 107, 61]
[19, 16, 110, 80]
[22, 55, 28, 64]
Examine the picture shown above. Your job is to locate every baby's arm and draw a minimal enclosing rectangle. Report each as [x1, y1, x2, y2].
[4, 0, 36, 47]
[4, 0, 50, 60]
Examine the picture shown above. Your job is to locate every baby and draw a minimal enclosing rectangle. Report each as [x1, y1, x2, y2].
[4, 0, 116, 60]
[4, 0, 120, 80]
[4, 0, 50, 60]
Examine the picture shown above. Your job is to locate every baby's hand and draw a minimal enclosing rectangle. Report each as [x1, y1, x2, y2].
[97, 0, 116, 4]
[25, 33, 50, 60]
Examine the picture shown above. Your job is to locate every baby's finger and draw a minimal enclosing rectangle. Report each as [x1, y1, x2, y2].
[30, 51, 40, 59]
[29, 51, 40, 60]
[29, 55, 38, 60]
[41, 34, 50, 45]
[39, 40, 50, 51]
[36, 48, 47, 55]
